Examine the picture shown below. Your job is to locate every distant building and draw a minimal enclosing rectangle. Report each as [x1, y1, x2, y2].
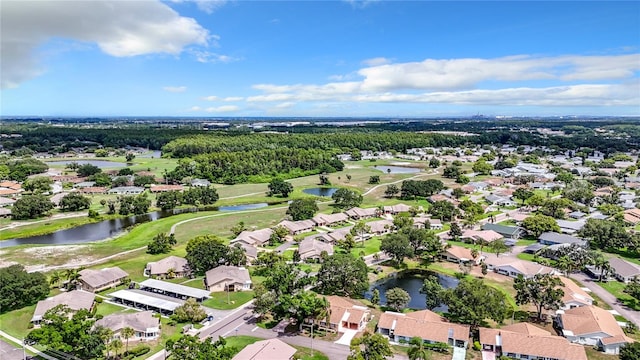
[298, 238, 334, 261]
[378, 309, 469, 348]
[79, 267, 128, 293]
[31, 291, 95, 325]
[538, 232, 585, 246]
[95, 311, 160, 341]
[231, 228, 273, 247]
[145, 256, 190, 278]
[205, 266, 252, 292]
[277, 219, 315, 235]
[556, 306, 632, 355]
[608, 257, 640, 283]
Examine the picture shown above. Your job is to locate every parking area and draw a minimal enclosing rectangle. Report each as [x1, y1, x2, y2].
[0, 339, 24, 360]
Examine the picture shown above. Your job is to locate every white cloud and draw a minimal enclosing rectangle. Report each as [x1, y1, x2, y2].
[195, 0, 227, 14]
[223, 96, 244, 102]
[188, 106, 202, 111]
[206, 105, 239, 112]
[202, 95, 219, 101]
[275, 102, 296, 109]
[1, 0, 210, 88]
[191, 50, 239, 63]
[362, 57, 391, 66]
[241, 54, 639, 108]
[163, 86, 187, 93]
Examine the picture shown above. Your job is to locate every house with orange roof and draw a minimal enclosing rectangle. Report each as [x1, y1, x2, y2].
[306, 296, 370, 333]
[479, 323, 587, 360]
[558, 276, 593, 309]
[555, 305, 633, 355]
[378, 310, 470, 348]
[622, 208, 640, 225]
[443, 245, 484, 265]
[460, 229, 503, 244]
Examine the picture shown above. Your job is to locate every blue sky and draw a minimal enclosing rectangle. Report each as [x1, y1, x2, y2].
[1, 0, 639, 117]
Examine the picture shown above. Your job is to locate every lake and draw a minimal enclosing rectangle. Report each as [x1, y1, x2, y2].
[0, 202, 272, 248]
[367, 270, 458, 311]
[374, 166, 421, 174]
[46, 160, 128, 168]
[302, 187, 339, 197]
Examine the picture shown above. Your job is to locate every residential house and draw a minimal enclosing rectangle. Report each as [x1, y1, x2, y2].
[345, 207, 378, 220]
[107, 186, 144, 195]
[479, 323, 587, 360]
[204, 266, 252, 292]
[31, 290, 95, 325]
[232, 339, 296, 360]
[460, 229, 503, 244]
[485, 257, 556, 279]
[80, 186, 108, 194]
[609, 257, 640, 283]
[231, 228, 273, 247]
[298, 238, 334, 261]
[383, 203, 412, 215]
[149, 185, 184, 193]
[556, 305, 633, 355]
[190, 179, 211, 187]
[367, 219, 394, 236]
[378, 310, 470, 348]
[428, 219, 443, 230]
[538, 232, 585, 246]
[145, 256, 190, 278]
[0, 208, 11, 218]
[309, 296, 370, 333]
[555, 220, 586, 234]
[412, 215, 431, 229]
[467, 181, 489, 192]
[484, 194, 516, 207]
[444, 246, 484, 265]
[315, 226, 353, 244]
[78, 267, 129, 292]
[568, 211, 586, 219]
[558, 276, 594, 309]
[0, 181, 22, 197]
[237, 243, 258, 264]
[74, 181, 96, 188]
[428, 194, 459, 205]
[622, 208, 640, 225]
[277, 220, 315, 235]
[95, 311, 160, 341]
[481, 223, 525, 240]
[0, 197, 16, 207]
[312, 212, 349, 227]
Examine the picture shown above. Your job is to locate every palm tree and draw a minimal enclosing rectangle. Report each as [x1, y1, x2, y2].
[63, 268, 81, 290]
[407, 337, 431, 360]
[110, 338, 123, 359]
[166, 267, 176, 279]
[593, 254, 611, 282]
[121, 327, 135, 354]
[49, 270, 61, 288]
[471, 248, 479, 261]
[556, 256, 575, 276]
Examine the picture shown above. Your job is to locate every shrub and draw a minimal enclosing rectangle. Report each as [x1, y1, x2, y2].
[473, 341, 481, 351]
[127, 345, 150, 357]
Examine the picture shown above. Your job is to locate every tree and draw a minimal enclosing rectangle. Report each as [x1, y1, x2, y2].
[230, 221, 246, 237]
[443, 165, 463, 179]
[347, 332, 392, 360]
[125, 152, 135, 162]
[579, 218, 632, 251]
[49, 270, 62, 288]
[384, 184, 399, 198]
[27, 306, 105, 359]
[77, 163, 101, 177]
[166, 335, 235, 360]
[319, 174, 331, 185]
[11, 194, 54, 219]
[117, 167, 134, 176]
[316, 254, 369, 297]
[276, 291, 329, 328]
[488, 239, 510, 257]
[540, 198, 572, 219]
[472, 160, 494, 175]
[332, 188, 363, 209]
[156, 190, 181, 210]
[172, 298, 207, 323]
[555, 172, 574, 184]
[527, 194, 546, 208]
[59, 192, 91, 212]
[351, 220, 371, 247]
[121, 327, 135, 354]
[522, 215, 560, 237]
[147, 232, 177, 255]
[133, 175, 156, 187]
[513, 188, 534, 205]
[90, 172, 112, 187]
[337, 233, 356, 252]
[110, 338, 123, 359]
[286, 198, 318, 220]
[429, 200, 457, 221]
[562, 180, 594, 205]
[592, 252, 612, 282]
[452, 188, 465, 199]
[369, 175, 380, 184]
[263, 262, 311, 297]
[371, 288, 380, 306]
[514, 274, 564, 321]
[428, 157, 440, 168]
[442, 278, 507, 329]
[448, 222, 462, 239]
[380, 233, 414, 265]
[624, 278, 640, 301]
[408, 337, 432, 360]
[253, 284, 277, 319]
[24, 176, 53, 194]
[421, 275, 444, 310]
[185, 235, 233, 275]
[268, 178, 293, 197]
[385, 287, 411, 311]
[620, 342, 640, 360]
[0, 265, 49, 313]
[292, 249, 301, 263]
[393, 213, 414, 231]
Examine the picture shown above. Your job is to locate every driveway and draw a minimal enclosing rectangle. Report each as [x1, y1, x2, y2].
[334, 329, 358, 345]
[570, 272, 640, 327]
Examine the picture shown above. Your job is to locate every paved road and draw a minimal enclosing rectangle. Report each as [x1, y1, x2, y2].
[0, 339, 25, 360]
[570, 272, 640, 327]
[0, 331, 56, 360]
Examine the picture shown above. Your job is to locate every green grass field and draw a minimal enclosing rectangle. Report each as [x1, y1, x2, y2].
[202, 291, 254, 310]
[599, 280, 640, 311]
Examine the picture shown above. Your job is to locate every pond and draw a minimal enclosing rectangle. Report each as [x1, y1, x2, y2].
[0, 202, 273, 248]
[302, 187, 339, 197]
[46, 160, 128, 168]
[373, 165, 421, 174]
[366, 270, 458, 311]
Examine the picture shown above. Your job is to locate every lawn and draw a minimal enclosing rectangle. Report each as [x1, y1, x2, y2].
[202, 291, 254, 310]
[94, 301, 129, 317]
[0, 304, 37, 339]
[517, 253, 536, 262]
[599, 281, 640, 311]
[350, 237, 382, 257]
